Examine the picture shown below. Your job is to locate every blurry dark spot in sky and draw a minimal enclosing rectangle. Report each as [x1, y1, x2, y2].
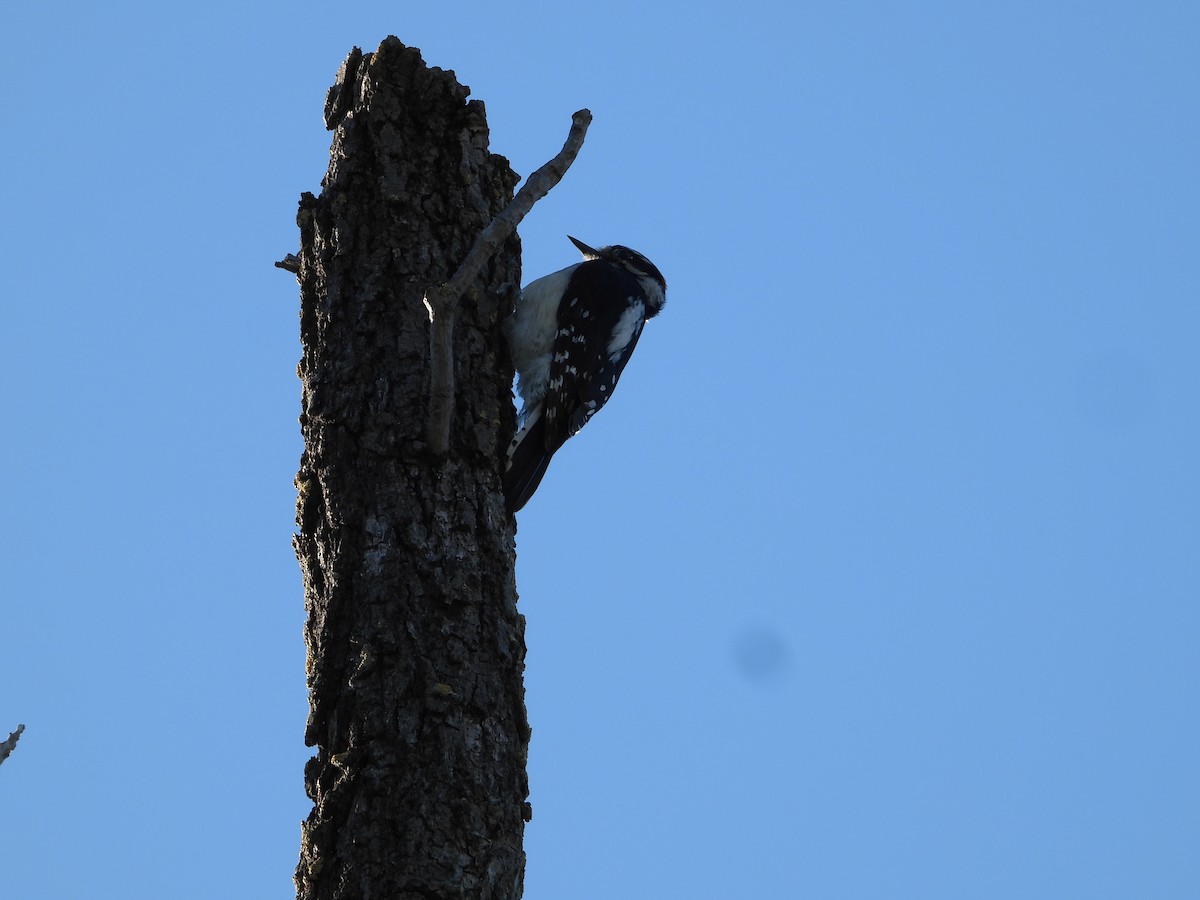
[1074, 351, 1156, 432]
[731, 626, 789, 683]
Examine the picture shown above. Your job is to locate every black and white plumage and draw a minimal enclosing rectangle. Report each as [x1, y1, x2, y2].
[503, 236, 667, 512]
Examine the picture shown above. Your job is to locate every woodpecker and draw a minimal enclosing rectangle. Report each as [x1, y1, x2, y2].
[503, 236, 667, 512]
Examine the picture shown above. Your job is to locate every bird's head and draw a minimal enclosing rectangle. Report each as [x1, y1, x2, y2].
[568, 235, 667, 311]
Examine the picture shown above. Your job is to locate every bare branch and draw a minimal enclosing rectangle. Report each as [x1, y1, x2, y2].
[0, 724, 24, 767]
[426, 108, 593, 455]
[445, 108, 593, 302]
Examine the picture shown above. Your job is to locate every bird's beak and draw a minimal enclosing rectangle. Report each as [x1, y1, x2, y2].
[568, 235, 599, 258]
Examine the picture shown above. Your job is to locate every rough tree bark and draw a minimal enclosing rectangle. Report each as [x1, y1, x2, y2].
[291, 38, 528, 900]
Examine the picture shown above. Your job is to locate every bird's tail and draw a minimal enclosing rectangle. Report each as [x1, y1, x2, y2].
[504, 408, 553, 513]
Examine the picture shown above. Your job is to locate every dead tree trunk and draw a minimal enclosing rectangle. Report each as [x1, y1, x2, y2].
[291, 37, 529, 900]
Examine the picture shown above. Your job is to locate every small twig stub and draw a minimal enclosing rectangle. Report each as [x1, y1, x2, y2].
[0, 724, 25, 767]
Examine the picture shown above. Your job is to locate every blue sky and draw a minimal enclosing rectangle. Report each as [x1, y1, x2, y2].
[3, 2, 1198, 897]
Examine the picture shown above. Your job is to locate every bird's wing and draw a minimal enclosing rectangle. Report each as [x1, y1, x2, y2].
[542, 263, 648, 453]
